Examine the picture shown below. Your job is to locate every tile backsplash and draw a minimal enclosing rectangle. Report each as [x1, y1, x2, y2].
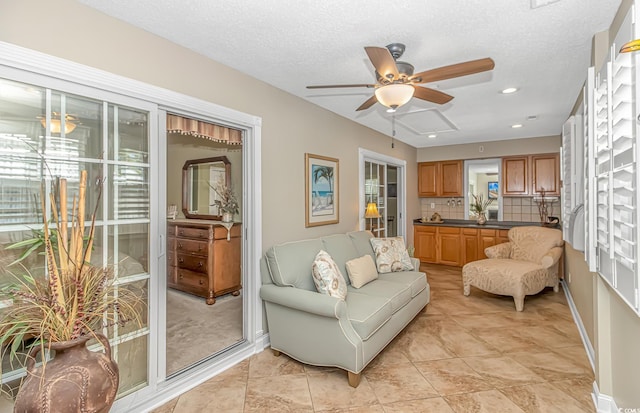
[420, 196, 562, 223]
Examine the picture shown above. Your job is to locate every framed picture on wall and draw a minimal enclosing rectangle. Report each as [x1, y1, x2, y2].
[488, 181, 499, 199]
[305, 153, 339, 227]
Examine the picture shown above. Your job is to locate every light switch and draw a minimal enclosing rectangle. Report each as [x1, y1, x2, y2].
[430, 203, 435, 209]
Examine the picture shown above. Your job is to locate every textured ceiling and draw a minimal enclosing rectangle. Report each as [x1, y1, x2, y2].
[78, 0, 621, 148]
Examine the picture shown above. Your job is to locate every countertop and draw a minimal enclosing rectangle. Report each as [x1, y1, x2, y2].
[413, 218, 558, 230]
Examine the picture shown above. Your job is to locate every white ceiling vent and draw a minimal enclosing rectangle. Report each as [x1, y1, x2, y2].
[531, 0, 561, 9]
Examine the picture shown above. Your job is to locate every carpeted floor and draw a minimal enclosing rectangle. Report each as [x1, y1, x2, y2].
[166, 289, 243, 375]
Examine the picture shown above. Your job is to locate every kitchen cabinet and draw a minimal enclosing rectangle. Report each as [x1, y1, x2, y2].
[462, 228, 479, 264]
[501, 154, 560, 196]
[531, 153, 561, 195]
[414, 225, 461, 266]
[418, 160, 463, 197]
[415, 225, 511, 266]
[414, 225, 437, 262]
[502, 156, 529, 195]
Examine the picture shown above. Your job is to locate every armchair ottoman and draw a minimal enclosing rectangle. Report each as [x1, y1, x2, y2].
[462, 226, 563, 311]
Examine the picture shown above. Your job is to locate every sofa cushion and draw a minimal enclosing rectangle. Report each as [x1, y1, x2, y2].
[321, 234, 360, 285]
[378, 271, 427, 298]
[345, 291, 392, 340]
[345, 255, 378, 288]
[347, 231, 376, 262]
[370, 237, 413, 273]
[312, 250, 347, 300]
[265, 238, 324, 290]
[348, 279, 412, 314]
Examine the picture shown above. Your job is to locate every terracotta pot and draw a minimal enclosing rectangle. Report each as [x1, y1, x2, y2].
[14, 333, 119, 413]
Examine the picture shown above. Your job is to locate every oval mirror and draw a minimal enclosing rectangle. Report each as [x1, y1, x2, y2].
[182, 156, 231, 220]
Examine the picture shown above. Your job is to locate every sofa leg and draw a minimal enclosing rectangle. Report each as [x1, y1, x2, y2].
[347, 371, 361, 388]
[272, 349, 281, 357]
[513, 296, 524, 312]
[463, 283, 471, 296]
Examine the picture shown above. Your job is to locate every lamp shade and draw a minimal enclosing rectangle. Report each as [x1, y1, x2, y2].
[364, 202, 381, 219]
[374, 84, 415, 110]
[39, 113, 78, 134]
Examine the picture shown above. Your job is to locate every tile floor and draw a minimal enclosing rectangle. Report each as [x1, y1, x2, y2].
[153, 263, 595, 413]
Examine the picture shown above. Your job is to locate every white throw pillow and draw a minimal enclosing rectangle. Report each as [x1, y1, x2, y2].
[369, 237, 413, 273]
[345, 255, 378, 288]
[311, 250, 347, 299]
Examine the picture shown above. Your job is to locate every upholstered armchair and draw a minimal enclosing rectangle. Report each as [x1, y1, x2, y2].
[462, 226, 564, 311]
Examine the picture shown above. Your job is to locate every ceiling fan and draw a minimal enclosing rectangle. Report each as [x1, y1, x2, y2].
[307, 43, 495, 112]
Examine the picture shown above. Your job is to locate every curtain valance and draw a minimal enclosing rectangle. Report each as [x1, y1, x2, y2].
[167, 114, 242, 145]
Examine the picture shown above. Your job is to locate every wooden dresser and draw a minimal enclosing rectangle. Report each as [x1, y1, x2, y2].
[167, 219, 241, 305]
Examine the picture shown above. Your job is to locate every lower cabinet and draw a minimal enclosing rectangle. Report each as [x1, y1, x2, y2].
[414, 225, 461, 266]
[414, 225, 511, 267]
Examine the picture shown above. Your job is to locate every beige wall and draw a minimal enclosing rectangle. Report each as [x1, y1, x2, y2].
[0, 0, 419, 249]
[563, 243, 596, 347]
[417, 135, 561, 162]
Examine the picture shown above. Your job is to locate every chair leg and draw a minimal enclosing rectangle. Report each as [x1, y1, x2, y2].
[513, 295, 525, 312]
[463, 283, 471, 296]
[553, 283, 559, 293]
[272, 349, 281, 357]
[347, 371, 361, 388]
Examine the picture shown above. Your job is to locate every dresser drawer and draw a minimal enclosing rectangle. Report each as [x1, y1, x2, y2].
[176, 253, 207, 274]
[176, 269, 208, 290]
[176, 226, 210, 240]
[175, 238, 208, 255]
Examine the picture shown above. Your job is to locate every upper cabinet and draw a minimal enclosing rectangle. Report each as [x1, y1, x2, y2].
[531, 153, 560, 196]
[418, 160, 462, 197]
[502, 154, 560, 196]
[502, 156, 529, 195]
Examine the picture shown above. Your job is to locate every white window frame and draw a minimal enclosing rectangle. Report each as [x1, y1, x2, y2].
[0, 41, 264, 411]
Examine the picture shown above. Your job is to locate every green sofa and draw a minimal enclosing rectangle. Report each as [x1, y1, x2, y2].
[260, 230, 430, 387]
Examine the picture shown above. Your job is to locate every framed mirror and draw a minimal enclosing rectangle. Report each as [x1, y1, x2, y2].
[182, 156, 231, 220]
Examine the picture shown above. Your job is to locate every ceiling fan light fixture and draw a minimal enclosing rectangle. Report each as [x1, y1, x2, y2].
[375, 84, 415, 110]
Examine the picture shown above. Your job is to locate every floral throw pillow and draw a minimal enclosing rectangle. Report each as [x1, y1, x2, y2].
[369, 237, 413, 273]
[311, 250, 347, 300]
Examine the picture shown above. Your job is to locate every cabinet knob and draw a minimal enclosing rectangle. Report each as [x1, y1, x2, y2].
[179, 230, 184, 235]
[198, 262, 203, 267]
[199, 279, 204, 285]
[179, 274, 183, 280]
[178, 243, 183, 249]
[178, 258, 184, 264]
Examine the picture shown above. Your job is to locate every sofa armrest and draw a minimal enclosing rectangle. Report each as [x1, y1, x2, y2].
[260, 284, 347, 319]
[485, 241, 512, 259]
[541, 246, 563, 269]
[411, 257, 420, 271]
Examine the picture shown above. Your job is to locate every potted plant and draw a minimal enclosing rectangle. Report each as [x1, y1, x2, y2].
[470, 193, 493, 225]
[0, 170, 140, 412]
[213, 184, 239, 222]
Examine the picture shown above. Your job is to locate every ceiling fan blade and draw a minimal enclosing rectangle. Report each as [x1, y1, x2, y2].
[306, 84, 375, 89]
[365, 46, 399, 81]
[413, 87, 454, 104]
[410, 57, 495, 84]
[356, 95, 378, 111]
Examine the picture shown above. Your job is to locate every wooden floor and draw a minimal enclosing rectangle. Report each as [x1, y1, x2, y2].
[153, 263, 595, 413]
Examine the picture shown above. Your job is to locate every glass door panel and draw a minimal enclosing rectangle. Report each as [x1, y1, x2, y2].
[0, 77, 151, 402]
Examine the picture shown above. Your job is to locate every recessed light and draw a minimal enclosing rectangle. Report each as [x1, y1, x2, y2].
[501, 87, 518, 94]
[511, 124, 523, 128]
[428, 134, 437, 138]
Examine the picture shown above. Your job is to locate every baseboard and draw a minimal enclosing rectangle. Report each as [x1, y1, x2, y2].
[256, 332, 271, 350]
[560, 279, 596, 371]
[593, 381, 619, 413]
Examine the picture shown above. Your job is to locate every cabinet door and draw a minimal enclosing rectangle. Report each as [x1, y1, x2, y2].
[418, 162, 439, 197]
[502, 156, 529, 195]
[531, 153, 560, 195]
[440, 160, 463, 197]
[478, 229, 497, 259]
[462, 228, 479, 264]
[497, 229, 509, 245]
[414, 226, 437, 262]
[438, 227, 461, 266]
